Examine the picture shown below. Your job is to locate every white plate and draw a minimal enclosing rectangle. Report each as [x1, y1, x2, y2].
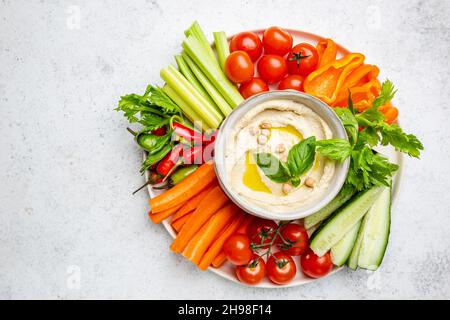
[144, 29, 404, 288]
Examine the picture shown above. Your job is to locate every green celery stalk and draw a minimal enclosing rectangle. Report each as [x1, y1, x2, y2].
[182, 35, 243, 108]
[160, 65, 222, 129]
[162, 85, 211, 131]
[184, 21, 218, 67]
[174, 54, 216, 108]
[182, 52, 233, 117]
[213, 31, 230, 71]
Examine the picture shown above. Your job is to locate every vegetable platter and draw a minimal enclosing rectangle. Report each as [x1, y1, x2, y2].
[116, 22, 423, 288]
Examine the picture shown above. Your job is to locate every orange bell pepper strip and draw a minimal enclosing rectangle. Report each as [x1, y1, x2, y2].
[316, 38, 337, 68]
[334, 79, 381, 111]
[337, 64, 380, 96]
[379, 102, 399, 124]
[304, 53, 365, 105]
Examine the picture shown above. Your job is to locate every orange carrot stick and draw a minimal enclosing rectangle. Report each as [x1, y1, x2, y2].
[171, 211, 193, 233]
[172, 180, 217, 222]
[211, 214, 255, 268]
[170, 185, 229, 253]
[150, 161, 215, 213]
[149, 201, 185, 224]
[182, 203, 239, 265]
[198, 212, 246, 270]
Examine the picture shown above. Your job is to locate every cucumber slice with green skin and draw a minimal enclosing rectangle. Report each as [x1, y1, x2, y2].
[310, 187, 383, 257]
[304, 187, 356, 229]
[331, 219, 362, 266]
[347, 214, 368, 270]
[357, 185, 391, 270]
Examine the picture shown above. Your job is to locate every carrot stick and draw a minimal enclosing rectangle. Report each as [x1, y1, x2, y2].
[210, 214, 255, 268]
[172, 180, 217, 222]
[170, 185, 229, 253]
[149, 201, 185, 224]
[182, 203, 239, 265]
[171, 210, 193, 232]
[198, 212, 246, 270]
[150, 161, 216, 213]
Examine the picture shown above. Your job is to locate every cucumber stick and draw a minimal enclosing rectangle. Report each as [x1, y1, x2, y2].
[347, 213, 369, 270]
[304, 187, 356, 229]
[310, 187, 383, 257]
[330, 219, 362, 266]
[357, 185, 391, 270]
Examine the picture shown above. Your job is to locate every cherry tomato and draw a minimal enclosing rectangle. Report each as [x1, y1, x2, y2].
[236, 254, 266, 285]
[248, 218, 278, 249]
[278, 75, 304, 91]
[277, 223, 309, 256]
[224, 51, 254, 84]
[230, 32, 263, 62]
[223, 233, 253, 265]
[262, 26, 293, 56]
[266, 252, 296, 285]
[257, 55, 288, 84]
[300, 249, 333, 278]
[287, 43, 319, 77]
[239, 77, 269, 99]
[379, 104, 399, 124]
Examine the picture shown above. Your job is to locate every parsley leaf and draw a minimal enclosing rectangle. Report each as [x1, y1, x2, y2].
[378, 123, 424, 158]
[116, 85, 180, 131]
[316, 139, 353, 162]
[334, 108, 358, 146]
[372, 79, 396, 109]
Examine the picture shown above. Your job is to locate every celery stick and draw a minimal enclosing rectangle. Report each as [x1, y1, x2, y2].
[213, 31, 230, 71]
[182, 53, 233, 117]
[162, 85, 211, 131]
[160, 65, 222, 129]
[183, 35, 243, 108]
[184, 21, 218, 67]
[174, 55, 216, 107]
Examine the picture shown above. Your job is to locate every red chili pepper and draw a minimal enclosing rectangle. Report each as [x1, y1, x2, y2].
[172, 122, 204, 145]
[156, 144, 183, 177]
[151, 126, 167, 136]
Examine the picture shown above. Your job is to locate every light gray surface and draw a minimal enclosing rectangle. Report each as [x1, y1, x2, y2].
[0, 0, 449, 299]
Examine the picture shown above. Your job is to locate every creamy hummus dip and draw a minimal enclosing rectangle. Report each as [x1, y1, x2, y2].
[224, 99, 336, 213]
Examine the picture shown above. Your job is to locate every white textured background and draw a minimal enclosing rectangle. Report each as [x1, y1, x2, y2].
[1, 0, 449, 299]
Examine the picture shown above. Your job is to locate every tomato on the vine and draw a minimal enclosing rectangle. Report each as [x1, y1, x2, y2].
[230, 32, 263, 62]
[236, 254, 266, 285]
[278, 75, 304, 91]
[266, 252, 296, 285]
[239, 77, 269, 99]
[262, 26, 293, 56]
[300, 249, 333, 278]
[224, 51, 254, 84]
[257, 55, 288, 84]
[223, 233, 253, 265]
[277, 223, 309, 256]
[248, 218, 278, 249]
[287, 43, 319, 77]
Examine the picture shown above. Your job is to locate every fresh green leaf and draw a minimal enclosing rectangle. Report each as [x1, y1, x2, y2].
[147, 85, 181, 114]
[316, 139, 353, 162]
[335, 108, 358, 146]
[356, 107, 385, 126]
[287, 136, 316, 178]
[378, 123, 423, 158]
[372, 79, 397, 109]
[347, 90, 356, 115]
[255, 153, 291, 183]
[357, 127, 380, 147]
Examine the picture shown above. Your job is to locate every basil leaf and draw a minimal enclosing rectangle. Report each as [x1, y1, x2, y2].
[335, 107, 358, 146]
[255, 153, 291, 183]
[287, 136, 316, 179]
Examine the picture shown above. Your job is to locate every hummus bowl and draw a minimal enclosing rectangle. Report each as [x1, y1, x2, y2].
[214, 90, 350, 220]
